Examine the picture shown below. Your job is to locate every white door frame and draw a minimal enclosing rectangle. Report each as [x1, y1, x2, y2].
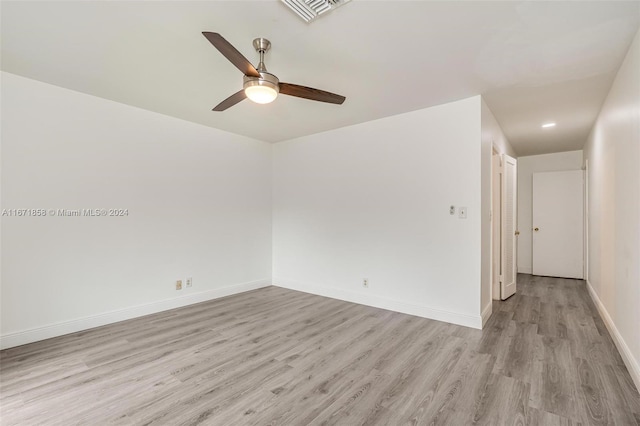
[501, 154, 518, 300]
[584, 160, 589, 282]
[491, 147, 502, 300]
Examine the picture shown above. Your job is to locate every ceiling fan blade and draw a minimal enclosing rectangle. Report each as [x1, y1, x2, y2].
[213, 90, 246, 111]
[202, 32, 260, 78]
[279, 83, 345, 105]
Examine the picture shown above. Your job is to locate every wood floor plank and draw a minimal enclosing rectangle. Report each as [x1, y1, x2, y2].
[469, 373, 530, 425]
[610, 363, 640, 416]
[398, 349, 496, 425]
[530, 335, 581, 419]
[477, 309, 514, 355]
[538, 300, 563, 338]
[526, 407, 584, 425]
[307, 369, 393, 425]
[377, 335, 468, 421]
[1, 274, 638, 426]
[593, 363, 640, 425]
[492, 321, 538, 382]
[513, 294, 541, 324]
[575, 357, 613, 426]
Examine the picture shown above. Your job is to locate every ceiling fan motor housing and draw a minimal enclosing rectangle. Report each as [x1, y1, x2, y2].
[243, 72, 280, 93]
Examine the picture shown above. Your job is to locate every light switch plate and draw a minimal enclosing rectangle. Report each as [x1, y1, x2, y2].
[459, 207, 467, 219]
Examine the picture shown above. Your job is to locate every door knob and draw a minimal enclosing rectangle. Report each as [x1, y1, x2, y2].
[515, 231, 520, 236]
[534, 227, 539, 231]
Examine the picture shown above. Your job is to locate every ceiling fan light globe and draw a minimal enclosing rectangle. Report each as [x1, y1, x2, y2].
[243, 72, 280, 104]
[245, 85, 278, 104]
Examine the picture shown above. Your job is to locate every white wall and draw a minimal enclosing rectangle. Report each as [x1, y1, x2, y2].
[583, 29, 640, 391]
[516, 150, 583, 274]
[1, 72, 273, 348]
[273, 96, 485, 328]
[480, 99, 516, 319]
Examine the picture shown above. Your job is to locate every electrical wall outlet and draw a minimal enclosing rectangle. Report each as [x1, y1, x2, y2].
[176, 280, 183, 290]
[363, 279, 368, 288]
[186, 277, 193, 288]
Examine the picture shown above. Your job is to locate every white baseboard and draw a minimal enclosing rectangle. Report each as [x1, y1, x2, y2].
[586, 279, 640, 392]
[481, 302, 493, 327]
[274, 279, 482, 329]
[518, 266, 532, 274]
[0, 279, 271, 350]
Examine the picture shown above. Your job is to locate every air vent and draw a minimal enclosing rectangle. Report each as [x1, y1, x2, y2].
[281, 0, 351, 23]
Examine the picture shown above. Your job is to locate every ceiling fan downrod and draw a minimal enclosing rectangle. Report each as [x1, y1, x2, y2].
[253, 38, 271, 72]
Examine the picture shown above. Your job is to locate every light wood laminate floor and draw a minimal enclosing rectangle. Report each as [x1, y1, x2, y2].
[1, 274, 639, 425]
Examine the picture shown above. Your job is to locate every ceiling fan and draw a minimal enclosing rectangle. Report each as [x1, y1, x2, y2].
[202, 32, 346, 111]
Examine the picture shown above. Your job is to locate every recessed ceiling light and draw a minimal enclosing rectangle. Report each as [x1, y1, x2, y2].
[542, 122, 556, 128]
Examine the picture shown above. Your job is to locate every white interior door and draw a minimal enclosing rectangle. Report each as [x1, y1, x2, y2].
[501, 154, 517, 300]
[532, 171, 584, 279]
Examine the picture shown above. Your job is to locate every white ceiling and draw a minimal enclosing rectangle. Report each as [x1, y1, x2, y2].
[2, 1, 639, 155]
